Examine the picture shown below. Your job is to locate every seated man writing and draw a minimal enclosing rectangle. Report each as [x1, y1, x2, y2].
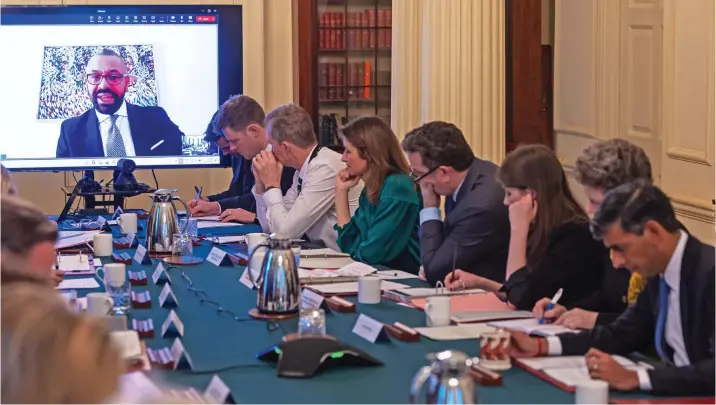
[252, 103, 362, 251]
[510, 181, 714, 396]
[189, 95, 294, 222]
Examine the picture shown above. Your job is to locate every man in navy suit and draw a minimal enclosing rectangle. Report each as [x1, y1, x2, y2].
[56, 49, 183, 158]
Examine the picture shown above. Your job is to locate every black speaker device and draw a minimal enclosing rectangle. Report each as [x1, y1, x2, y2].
[257, 336, 383, 378]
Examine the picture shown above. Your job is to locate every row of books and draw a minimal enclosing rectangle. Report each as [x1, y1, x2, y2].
[319, 9, 392, 50]
[319, 61, 390, 101]
[320, 9, 392, 28]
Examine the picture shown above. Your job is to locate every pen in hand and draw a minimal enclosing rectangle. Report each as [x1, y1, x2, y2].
[539, 288, 563, 324]
[193, 186, 203, 201]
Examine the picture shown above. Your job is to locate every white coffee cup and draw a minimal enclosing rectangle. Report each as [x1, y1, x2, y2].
[358, 276, 381, 304]
[575, 380, 609, 404]
[86, 292, 114, 316]
[425, 296, 451, 327]
[118, 213, 138, 234]
[97, 263, 126, 288]
[93, 233, 113, 256]
[246, 233, 268, 254]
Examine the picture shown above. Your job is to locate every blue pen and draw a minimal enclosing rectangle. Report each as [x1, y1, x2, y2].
[539, 288, 563, 324]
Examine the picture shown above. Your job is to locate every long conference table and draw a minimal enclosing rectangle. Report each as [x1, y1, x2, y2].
[57, 217, 707, 404]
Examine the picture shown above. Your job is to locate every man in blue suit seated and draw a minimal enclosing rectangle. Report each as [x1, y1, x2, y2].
[56, 49, 183, 158]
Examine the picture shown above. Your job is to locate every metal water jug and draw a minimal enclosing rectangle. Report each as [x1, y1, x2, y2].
[247, 234, 300, 314]
[145, 189, 190, 253]
[409, 350, 477, 404]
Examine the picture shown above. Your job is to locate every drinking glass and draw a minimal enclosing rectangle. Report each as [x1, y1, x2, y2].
[179, 218, 198, 238]
[172, 233, 194, 257]
[298, 308, 326, 337]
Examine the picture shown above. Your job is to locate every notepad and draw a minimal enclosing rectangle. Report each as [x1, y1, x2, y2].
[310, 280, 409, 294]
[55, 231, 100, 249]
[56, 254, 92, 271]
[375, 270, 420, 280]
[396, 287, 487, 297]
[195, 215, 222, 221]
[213, 235, 246, 244]
[451, 310, 534, 323]
[487, 318, 580, 336]
[197, 221, 241, 229]
[517, 355, 650, 388]
[55, 278, 100, 290]
[414, 324, 496, 341]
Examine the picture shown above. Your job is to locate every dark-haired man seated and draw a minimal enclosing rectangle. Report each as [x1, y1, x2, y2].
[510, 180, 714, 396]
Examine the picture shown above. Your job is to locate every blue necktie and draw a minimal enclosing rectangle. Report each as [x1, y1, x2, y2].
[654, 277, 670, 363]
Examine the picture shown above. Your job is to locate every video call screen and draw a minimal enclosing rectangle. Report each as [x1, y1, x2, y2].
[0, 5, 243, 171]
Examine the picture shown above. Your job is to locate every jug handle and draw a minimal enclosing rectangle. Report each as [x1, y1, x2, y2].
[247, 243, 269, 289]
[171, 196, 191, 233]
[409, 365, 433, 404]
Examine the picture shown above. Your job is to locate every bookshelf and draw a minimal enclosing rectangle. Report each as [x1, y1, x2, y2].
[297, 0, 393, 150]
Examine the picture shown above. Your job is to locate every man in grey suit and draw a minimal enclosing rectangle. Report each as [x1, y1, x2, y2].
[402, 122, 510, 286]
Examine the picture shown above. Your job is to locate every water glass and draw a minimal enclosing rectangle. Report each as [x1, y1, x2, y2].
[298, 308, 326, 337]
[172, 233, 194, 257]
[97, 264, 130, 315]
[179, 218, 198, 238]
[291, 245, 301, 269]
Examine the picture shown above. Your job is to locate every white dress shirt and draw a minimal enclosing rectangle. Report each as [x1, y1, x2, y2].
[95, 100, 136, 156]
[419, 176, 466, 225]
[252, 146, 362, 251]
[546, 230, 690, 391]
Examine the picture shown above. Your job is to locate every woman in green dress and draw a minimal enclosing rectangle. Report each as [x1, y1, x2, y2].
[333, 116, 421, 273]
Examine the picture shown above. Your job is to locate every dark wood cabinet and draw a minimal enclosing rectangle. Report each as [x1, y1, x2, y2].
[297, 0, 393, 149]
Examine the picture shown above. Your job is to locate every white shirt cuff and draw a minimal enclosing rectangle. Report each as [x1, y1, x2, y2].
[262, 187, 284, 206]
[216, 201, 223, 212]
[420, 207, 442, 225]
[546, 337, 563, 355]
[637, 368, 652, 391]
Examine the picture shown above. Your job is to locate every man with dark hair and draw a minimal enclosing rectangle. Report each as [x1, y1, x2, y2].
[510, 181, 714, 396]
[56, 48, 183, 158]
[401, 121, 509, 285]
[190, 95, 294, 222]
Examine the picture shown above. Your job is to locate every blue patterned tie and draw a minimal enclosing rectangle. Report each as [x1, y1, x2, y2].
[106, 114, 127, 157]
[654, 277, 670, 363]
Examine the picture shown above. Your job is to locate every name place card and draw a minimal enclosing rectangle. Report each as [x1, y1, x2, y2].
[239, 268, 258, 289]
[133, 244, 151, 265]
[301, 288, 326, 310]
[161, 309, 185, 337]
[132, 318, 155, 338]
[97, 216, 107, 227]
[152, 262, 171, 285]
[207, 247, 233, 266]
[203, 375, 234, 404]
[158, 284, 179, 307]
[352, 313, 390, 343]
[171, 338, 194, 370]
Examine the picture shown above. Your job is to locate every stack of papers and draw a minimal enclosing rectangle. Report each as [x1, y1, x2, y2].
[198, 221, 241, 229]
[212, 235, 246, 244]
[414, 324, 496, 341]
[299, 261, 377, 282]
[487, 318, 580, 337]
[395, 287, 487, 298]
[195, 215, 222, 221]
[299, 248, 354, 269]
[375, 270, 420, 280]
[55, 278, 100, 290]
[309, 280, 409, 295]
[451, 310, 534, 323]
[55, 231, 101, 249]
[518, 356, 651, 388]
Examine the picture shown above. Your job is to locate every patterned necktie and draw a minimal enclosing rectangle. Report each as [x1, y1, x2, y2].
[297, 177, 303, 194]
[654, 277, 671, 364]
[106, 114, 127, 157]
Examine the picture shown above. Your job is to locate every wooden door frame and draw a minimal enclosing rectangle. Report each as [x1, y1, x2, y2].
[296, 0, 319, 131]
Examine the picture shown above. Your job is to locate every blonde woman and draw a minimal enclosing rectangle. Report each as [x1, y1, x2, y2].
[1, 282, 124, 403]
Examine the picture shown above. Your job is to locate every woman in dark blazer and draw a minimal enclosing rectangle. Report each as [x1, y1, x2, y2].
[445, 145, 605, 311]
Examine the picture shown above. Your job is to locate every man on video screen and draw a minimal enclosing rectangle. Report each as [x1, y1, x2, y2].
[56, 49, 183, 158]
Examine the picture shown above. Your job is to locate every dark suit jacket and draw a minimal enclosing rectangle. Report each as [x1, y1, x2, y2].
[215, 157, 295, 214]
[502, 220, 605, 310]
[568, 252, 632, 325]
[420, 158, 510, 286]
[207, 155, 244, 203]
[559, 234, 715, 396]
[56, 103, 183, 158]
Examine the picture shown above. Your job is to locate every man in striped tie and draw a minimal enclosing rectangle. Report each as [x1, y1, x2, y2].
[56, 48, 183, 158]
[509, 181, 714, 396]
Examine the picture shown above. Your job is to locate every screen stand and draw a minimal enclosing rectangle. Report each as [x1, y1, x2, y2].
[83, 170, 97, 209]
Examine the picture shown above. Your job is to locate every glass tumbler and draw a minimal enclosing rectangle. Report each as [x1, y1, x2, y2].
[180, 218, 198, 238]
[297, 308, 326, 337]
[172, 233, 194, 257]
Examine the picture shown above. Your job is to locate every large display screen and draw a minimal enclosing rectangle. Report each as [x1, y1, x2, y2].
[0, 5, 242, 171]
